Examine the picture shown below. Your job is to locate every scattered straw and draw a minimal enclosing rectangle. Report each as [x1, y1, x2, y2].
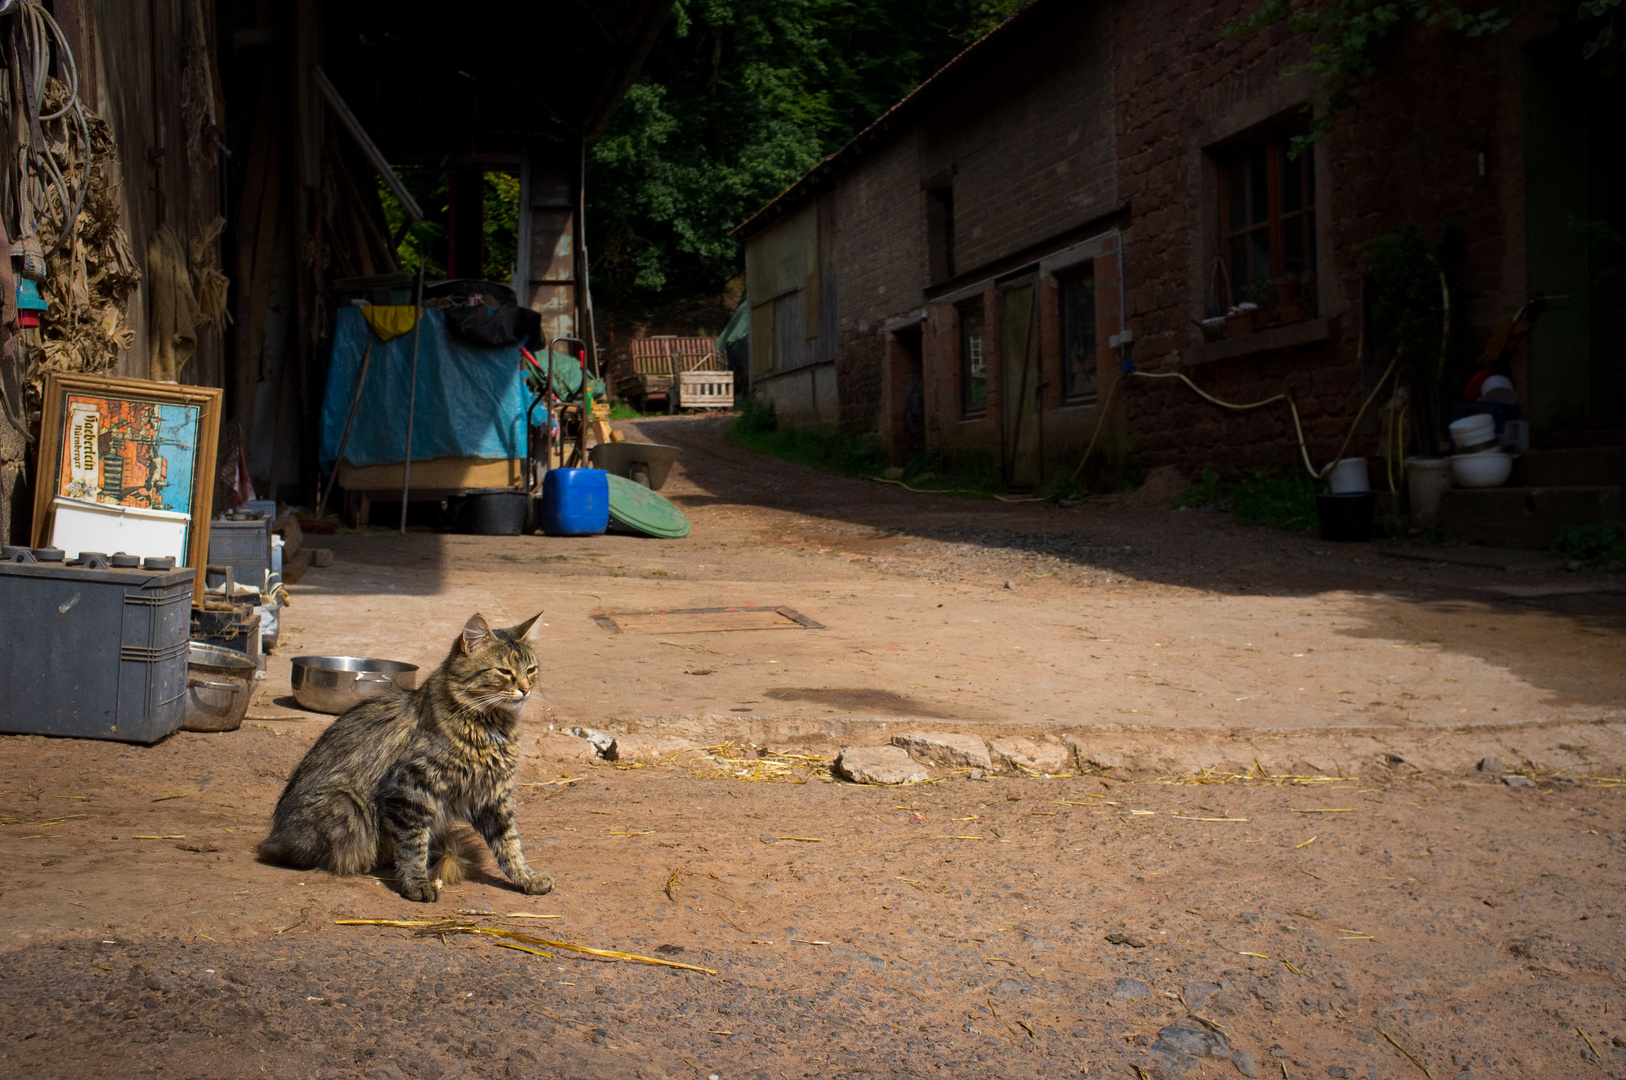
[1296, 836, 1318, 849]
[693, 741, 833, 784]
[1173, 815, 1249, 822]
[1292, 808, 1355, 814]
[777, 836, 823, 842]
[986, 996, 1022, 1040]
[276, 907, 312, 935]
[1579, 775, 1626, 787]
[936, 835, 983, 840]
[1162, 764, 1356, 787]
[1377, 1027, 1432, 1078]
[490, 940, 554, 958]
[1295, 866, 1325, 881]
[1281, 959, 1304, 976]
[664, 867, 723, 905]
[1579, 1027, 1601, 1058]
[1239, 951, 1269, 959]
[334, 918, 717, 975]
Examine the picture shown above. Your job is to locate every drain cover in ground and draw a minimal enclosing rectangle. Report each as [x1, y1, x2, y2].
[606, 473, 690, 538]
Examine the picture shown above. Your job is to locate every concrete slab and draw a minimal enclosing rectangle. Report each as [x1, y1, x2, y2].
[1377, 544, 1567, 572]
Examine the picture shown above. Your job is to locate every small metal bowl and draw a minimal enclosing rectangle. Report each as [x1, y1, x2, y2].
[290, 655, 418, 715]
[184, 642, 259, 733]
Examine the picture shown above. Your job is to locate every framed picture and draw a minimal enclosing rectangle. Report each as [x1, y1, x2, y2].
[31, 373, 222, 601]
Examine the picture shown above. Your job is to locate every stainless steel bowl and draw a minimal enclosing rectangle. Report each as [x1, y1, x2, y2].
[290, 655, 418, 715]
[184, 642, 258, 733]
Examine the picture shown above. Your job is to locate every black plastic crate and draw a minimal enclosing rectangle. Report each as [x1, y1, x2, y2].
[207, 517, 272, 592]
[0, 560, 195, 743]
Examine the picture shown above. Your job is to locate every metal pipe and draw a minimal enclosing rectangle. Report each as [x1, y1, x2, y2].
[399, 260, 426, 534]
[316, 342, 373, 519]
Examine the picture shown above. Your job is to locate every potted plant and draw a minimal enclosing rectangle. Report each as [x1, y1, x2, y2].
[1273, 274, 1304, 322]
[1241, 276, 1281, 329]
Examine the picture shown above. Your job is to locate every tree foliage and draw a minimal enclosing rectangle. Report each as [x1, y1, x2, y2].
[587, 0, 1025, 306]
[1230, 0, 1621, 147]
[379, 170, 521, 282]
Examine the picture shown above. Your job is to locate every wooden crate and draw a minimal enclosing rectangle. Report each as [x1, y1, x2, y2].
[618, 336, 727, 409]
[627, 336, 720, 375]
[677, 370, 734, 409]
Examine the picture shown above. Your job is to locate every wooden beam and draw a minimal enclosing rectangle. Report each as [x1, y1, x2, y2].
[311, 65, 423, 222]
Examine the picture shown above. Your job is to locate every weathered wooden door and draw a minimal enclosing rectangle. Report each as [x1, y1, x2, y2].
[1002, 283, 1042, 487]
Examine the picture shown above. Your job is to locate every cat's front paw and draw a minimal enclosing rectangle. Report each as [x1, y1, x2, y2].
[400, 879, 440, 903]
[517, 870, 554, 896]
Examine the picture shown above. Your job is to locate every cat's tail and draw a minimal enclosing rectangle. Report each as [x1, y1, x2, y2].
[256, 832, 304, 868]
[430, 827, 485, 886]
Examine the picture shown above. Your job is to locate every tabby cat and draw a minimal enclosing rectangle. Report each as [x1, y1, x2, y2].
[258, 613, 553, 902]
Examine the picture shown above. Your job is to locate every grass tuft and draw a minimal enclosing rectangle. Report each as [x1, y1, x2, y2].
[1554, 523, 1626, 564]
[1229, 470, 1318, 532]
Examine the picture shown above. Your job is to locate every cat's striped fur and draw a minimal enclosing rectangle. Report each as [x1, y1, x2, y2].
[258, 613, 553, 902]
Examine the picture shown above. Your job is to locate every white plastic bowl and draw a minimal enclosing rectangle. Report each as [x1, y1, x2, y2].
[1480, 375, 1517, 403]
[1326, 457, 1370, 493]
[1449, 413, 1496, 450]
[1451, 448, 1512, 488]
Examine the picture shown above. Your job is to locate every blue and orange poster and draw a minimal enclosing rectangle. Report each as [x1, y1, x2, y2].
[57, 393, 200, 515]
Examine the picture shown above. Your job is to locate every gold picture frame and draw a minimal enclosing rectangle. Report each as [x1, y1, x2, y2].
[31, 372, 222, 602]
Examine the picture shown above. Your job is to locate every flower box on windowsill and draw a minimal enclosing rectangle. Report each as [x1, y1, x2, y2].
[1183, 317, 1332, 368]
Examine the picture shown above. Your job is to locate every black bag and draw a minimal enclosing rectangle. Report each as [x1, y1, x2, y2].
[442, 303, 543, 349]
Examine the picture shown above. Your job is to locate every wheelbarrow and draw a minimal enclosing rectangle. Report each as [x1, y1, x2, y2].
[588, 441, 682, 490]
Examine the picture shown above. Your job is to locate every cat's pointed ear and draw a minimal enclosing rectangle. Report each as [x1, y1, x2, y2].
[511, 612, 545, 643]
[460, 614, 493, 654]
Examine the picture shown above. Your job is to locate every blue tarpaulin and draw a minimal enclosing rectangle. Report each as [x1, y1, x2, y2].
[320, 307, 529, 471]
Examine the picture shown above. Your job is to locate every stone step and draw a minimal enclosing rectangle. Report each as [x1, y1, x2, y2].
[1512, 446, 1626, 488]
[1439, 485, 1624, 549]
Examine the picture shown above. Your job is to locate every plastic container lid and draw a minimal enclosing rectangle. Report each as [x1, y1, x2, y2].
[606, 473, 691, 539]
[1449, 414, 1495, 440]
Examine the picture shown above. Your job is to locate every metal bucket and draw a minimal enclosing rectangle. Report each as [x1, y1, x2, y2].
[183, 642, 258, 733]
[290, 655, 418, 715]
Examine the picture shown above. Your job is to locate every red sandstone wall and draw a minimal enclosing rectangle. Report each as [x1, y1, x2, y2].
[791, 0, 1550, 481]
[1112, 0, 1544, 478]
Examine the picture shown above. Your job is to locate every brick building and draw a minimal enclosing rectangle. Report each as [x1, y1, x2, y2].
[733, 0, 1623, 494]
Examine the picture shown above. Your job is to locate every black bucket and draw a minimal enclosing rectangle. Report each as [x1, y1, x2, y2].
[463, 488, 530, 535]
[1316, 491, 1376, 542]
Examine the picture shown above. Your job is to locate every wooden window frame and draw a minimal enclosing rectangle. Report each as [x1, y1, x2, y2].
[1218, 135, 1315, 310]
[958, 299, 987, 418]
[1057, 271, 1098, 404]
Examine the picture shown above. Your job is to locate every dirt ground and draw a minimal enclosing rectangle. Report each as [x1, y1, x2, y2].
[3, 414, 1624, 1080]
